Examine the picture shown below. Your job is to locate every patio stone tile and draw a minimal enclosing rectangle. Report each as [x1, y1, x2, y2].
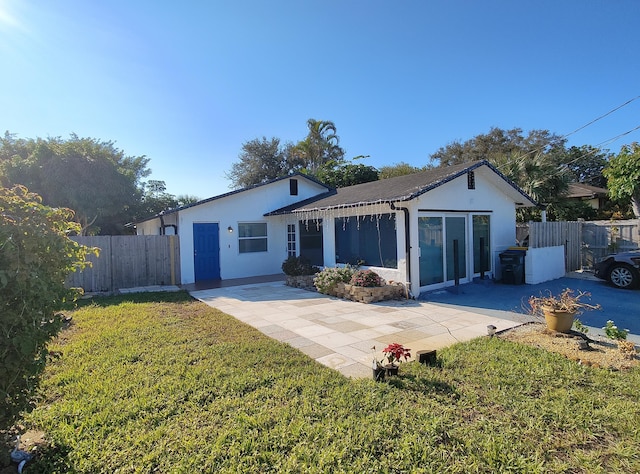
[389, 320, 422, 330]
[309, 332, 362, 350]
[277, 318, 316, 331]
[298, 343, 334, 359]
[293, 324, 335, 338]
[258, 324, 286, 335]
[370, 306, 401, 314]
[286, 336, 316, 349]
[315, 352, 356, 369]
[298, 312, 328, 321]
[370, 324, 404, 335]
[316, 315, 348, 325]
[267, 329, 300, 341]
[346, 328, 385, 341]
[332, 344, 370, 361]
[318, 320, 369, 333]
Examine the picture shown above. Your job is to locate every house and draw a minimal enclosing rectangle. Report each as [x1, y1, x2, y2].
[136, 160, 537, 297]
[565, 183, 608, 210]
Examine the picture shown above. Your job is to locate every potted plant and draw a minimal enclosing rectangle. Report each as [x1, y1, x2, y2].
[528, 288, 601, 333]
[381, 343, 411, 376]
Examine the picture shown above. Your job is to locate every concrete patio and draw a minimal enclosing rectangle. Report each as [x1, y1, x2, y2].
[190, 282, 532, 379]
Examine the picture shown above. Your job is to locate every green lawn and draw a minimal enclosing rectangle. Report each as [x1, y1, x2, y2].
[19, 291, 640, 473]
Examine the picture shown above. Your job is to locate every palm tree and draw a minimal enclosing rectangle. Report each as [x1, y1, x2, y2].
[290, 119, 345, 173]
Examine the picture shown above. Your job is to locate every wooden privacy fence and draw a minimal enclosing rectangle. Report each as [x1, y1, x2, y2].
[525, 219, 640, 272]
[66, 235, 181, 293]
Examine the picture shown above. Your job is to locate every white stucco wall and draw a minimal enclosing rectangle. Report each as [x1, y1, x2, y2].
[406, 170, 522, 296]
[524, 246, 566, 284]
[139, 177, 328, 284]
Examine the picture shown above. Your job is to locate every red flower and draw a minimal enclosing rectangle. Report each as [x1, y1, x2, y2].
[382, 343, 411, 365]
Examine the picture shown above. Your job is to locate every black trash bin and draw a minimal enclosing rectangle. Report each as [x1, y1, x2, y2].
[500, 249, 526, 284]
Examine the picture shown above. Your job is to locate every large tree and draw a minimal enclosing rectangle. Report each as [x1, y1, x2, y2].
[0, 133, 150, 234]
[562, 145, 611, 188]
[226, 137, 292, 189]
[604, 142, 640, 217]
[430, 127, 566, 167]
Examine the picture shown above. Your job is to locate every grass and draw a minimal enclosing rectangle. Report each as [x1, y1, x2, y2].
[15, 291, 640, 473]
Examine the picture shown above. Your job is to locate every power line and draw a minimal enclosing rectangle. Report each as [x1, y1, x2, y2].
[559, 96, 640, 141]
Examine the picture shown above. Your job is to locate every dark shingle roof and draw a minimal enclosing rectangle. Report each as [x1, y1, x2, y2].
[266, 160, 536, 215]
[566, 183, 608, 199]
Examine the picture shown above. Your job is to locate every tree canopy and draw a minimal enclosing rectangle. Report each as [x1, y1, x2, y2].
[226, 119, 377, 190]
[378, 162, 431, 180]
[430, 127, 566, 167]
[225, 137, 292, 189]
[604, 142, 640, 217]
[0, 132, 168, 234]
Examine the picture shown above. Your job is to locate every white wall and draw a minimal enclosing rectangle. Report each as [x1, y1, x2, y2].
[525, 246, 566, 284]
[144, 177, 328, 284]
[407, 170, 521, 296]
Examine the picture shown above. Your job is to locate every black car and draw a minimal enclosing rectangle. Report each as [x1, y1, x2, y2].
[594, 250, 640, 289]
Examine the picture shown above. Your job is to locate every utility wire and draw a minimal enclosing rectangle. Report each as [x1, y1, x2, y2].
[559, 95, 640, 141]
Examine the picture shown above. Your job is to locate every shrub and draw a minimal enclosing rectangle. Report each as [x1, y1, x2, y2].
[0, 186, 96, 428]
[603, 320, 629, 340]
[314, 266, 355, 294]
[350, 269, 384, 287]
[281, 256, 320, 276]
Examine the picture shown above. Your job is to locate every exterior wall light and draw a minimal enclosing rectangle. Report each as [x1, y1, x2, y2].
[227, 226, 233, 233]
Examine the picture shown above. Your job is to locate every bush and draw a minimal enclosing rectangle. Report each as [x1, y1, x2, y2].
[350, 269, 384, 287]
[0, 186, 96, 428]
[281, 256, 320, 276]
[314, 266, 355, 294]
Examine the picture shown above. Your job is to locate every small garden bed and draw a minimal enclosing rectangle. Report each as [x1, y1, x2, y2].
[499, 322, 639, 371]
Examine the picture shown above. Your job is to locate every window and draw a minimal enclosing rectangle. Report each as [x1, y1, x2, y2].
[335, 214, 397, 268]
[299, 220, 323, 266]
[473, 215, 490, 273]
[238, 222, 267, 253]
[289, 179, 298, 196]
[287, 224, 296, 257]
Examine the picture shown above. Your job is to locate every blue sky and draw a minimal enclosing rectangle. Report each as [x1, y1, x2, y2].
[1, 0, 638, 199]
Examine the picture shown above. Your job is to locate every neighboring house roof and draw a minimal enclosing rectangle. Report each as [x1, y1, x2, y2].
[135, 172, 331, 224]
[266, 160, 537, 215]
[566, 183, 608, 199]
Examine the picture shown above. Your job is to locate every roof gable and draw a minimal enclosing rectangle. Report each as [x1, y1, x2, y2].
[137, 173, 330, 223]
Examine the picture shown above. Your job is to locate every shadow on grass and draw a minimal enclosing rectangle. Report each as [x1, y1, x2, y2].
[386, 362, 459, 399]
[65, 290, 195, 310]
[19, 440, 77, 474]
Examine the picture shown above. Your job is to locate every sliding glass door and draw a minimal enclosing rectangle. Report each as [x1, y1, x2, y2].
[419, 214, 468, 288]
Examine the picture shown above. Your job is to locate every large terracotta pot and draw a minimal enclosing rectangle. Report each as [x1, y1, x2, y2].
[542, 307, 576, 333]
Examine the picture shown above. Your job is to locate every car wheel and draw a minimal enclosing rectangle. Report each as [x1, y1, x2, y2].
[608, 264, 637, 289]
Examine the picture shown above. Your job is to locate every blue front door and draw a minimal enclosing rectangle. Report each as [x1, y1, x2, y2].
[193, 223, 220, 281]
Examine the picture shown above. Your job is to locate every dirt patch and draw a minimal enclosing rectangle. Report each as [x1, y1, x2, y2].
[1, 429, 46, 474]
[499, 323, 639, 370]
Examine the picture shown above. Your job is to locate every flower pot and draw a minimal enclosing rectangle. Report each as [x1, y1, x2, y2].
[372, 366, 386, 382]
[384, 364, 399, 376]
[542, 307, 576, 333]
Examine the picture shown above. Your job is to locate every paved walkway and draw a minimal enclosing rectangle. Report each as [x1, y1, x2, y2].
[190, 282, 532, 379]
